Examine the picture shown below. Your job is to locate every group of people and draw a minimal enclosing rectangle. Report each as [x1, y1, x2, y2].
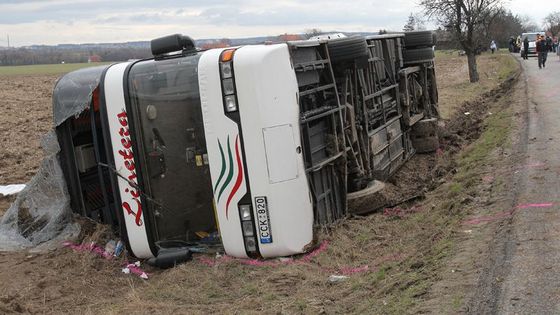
[491, 34, 560, 68]
[510, 35, 560, 53]
[508, 36, 521, 53]
[517, 34, 560, 69]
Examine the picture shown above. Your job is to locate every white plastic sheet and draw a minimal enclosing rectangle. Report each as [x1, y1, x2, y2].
[0, 132, 80, 251]
[0, 184, 26, 196]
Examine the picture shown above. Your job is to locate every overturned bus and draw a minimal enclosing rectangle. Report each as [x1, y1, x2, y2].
[52, 31, 439, 260]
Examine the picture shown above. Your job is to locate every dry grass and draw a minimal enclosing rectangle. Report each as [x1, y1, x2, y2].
[92, 53, 520, 315]
[436, 49, 518, 119]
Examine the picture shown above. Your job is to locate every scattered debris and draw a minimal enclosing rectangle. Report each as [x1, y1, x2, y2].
[328, 275, 349, 283]
[104, 240, 116, 256]
[114, 240, 124, 257]
[122, 261, 149, 280]
[147, 248, 193, 269]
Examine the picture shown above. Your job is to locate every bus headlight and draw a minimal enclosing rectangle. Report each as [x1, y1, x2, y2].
[220, 62, 233, 79]
[242, 221, 254, 237]
[224, 95, 237, 112]
[224, 95, 237, 113]
[239, 204, 252, 221]
[219, 49, 239, 113]
[245, 237, 257, 252]
[222, 78, 235, 95]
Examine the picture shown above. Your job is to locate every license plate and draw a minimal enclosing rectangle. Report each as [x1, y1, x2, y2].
[255, 196, 273, 244]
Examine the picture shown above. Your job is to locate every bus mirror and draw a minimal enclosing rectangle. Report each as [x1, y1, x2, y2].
[151, 34, 196, 57]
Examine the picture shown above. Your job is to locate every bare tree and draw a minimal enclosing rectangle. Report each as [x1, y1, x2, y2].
[421, 0, 504, 83]
[403, 14, 417, 31]
[520, 15, 539, 33]
[484, 9, 524, 48]
[403, 13, 427, 32]
[543, 12, 560, 36]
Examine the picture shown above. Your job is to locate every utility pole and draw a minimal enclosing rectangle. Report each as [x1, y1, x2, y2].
[7, 34, 9, 48]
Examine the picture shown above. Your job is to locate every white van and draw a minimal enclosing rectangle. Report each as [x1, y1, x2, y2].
[520, 32, 545, 57]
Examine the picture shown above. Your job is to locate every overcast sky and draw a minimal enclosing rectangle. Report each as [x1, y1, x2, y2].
[0, 0, 556, 46]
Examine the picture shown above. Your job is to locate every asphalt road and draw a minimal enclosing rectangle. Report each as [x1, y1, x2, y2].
[490, 52, 560, 314]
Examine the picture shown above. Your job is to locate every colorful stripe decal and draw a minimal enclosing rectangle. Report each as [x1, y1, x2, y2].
[217, 135, 234, 202]
[225, 135, 244, 219]
[213, 139, 227, 193]
[213, 134, 245, 220]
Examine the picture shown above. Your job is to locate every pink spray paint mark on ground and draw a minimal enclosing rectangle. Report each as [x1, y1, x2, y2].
[63, 241, 112, 260]
[463, 203, 555, 225]
[525, 162, 547, 169]
[199, 240, 330, 268]
[197, 240, 404, 276]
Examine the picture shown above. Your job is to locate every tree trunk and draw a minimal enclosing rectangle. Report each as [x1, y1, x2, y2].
[466, 52, 479, 83]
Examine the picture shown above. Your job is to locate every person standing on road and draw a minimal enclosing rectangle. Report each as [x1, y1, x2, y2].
[523, 36, 530, 60]
[537, 35, 548, 69]
[546, 36, 553, 52]
[509, 37, 514, 52]
[490, 40, 497, 54]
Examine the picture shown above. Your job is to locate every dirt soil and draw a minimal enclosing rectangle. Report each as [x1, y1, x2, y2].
[0, 75, 56, 189]
[0, 53, 517, 314]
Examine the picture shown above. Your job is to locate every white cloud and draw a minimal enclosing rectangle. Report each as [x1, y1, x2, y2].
[0, 0, 556, 46]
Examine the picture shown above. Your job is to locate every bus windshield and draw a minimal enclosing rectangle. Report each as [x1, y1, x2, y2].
[127, 54, 218, 246]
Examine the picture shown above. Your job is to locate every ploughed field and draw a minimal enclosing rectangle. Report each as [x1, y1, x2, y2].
[0, 52, 517, 314]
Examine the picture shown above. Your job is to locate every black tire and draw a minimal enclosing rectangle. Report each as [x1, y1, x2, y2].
[327, 36, 369, 63]
[403, 47, 435, 65]
[404, 31, 435, 48]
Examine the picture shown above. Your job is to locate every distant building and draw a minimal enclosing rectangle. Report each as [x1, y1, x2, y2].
[88, 54, 102, 63]
[199, 39, 232, 50]
[277, 34, 304, 42]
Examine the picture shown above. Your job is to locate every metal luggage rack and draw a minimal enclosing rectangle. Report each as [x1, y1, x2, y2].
[336, 35, 409, 186]
[399, 62, 439, 126]
[289, 40, 348, 225]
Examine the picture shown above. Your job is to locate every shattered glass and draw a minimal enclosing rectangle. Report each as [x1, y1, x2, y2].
[52, 64, 110, 126]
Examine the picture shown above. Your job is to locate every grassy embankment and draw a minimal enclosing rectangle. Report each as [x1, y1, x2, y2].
[95, 51, 520, 314]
